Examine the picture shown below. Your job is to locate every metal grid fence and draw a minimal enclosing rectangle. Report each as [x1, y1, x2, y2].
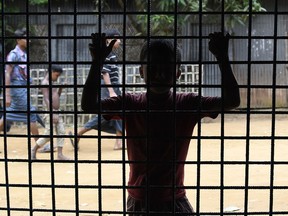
[0, 65, 200, 126]
[0, 0, 288, 216]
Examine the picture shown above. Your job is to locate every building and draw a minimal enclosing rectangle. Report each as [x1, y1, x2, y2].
[2, 0, 287, 108]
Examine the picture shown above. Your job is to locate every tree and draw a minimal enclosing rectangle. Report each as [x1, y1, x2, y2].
[95, 0, 266, 36]
[0, 0, 50, 60]
[208, 0, 266, 31]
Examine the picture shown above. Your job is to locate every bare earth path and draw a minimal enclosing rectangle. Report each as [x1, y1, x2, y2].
[1, 114, 288, 215]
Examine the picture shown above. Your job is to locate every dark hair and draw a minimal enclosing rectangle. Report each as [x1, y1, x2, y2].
[14, 28, 27, 38]
[140, 39, 182, 84]
[51, 65, 63, 73]
[103, 29, 121, 37]
[140, 39, 181, 63]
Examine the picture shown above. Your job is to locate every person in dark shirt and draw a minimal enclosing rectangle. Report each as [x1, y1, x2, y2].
[81, 32, 240, 215]
[69, 29, 124, 150]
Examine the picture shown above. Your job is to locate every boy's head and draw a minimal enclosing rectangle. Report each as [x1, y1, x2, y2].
[104, 28, 121, 49]
[14, 28, 27, 49]
[139, 39, 182, 93]
[50, 65, 63, 81]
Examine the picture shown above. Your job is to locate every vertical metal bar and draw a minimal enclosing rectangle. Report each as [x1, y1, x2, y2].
[122, 1, 127, 215]
[146, 1, 151, 215]
[72, 1, 82, 215]
[269, 0, 278, 215]
[196, 0, 203, 214]
[1, 0, 11, 214]
[220, 0, 225, 215]
[46, 1, 56, 215]
[97, 2, 103, 215]
[244, 0, 253, 215]
[72, 0, 79, 215]
[25, 1, 34, 215]
[48, 41, 55, 215]
[172, 1, 178, 215]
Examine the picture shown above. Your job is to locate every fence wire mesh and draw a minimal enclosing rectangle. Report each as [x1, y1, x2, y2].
[0, 0, 288, 215]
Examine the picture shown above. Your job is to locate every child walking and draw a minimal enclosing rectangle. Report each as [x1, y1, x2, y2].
[69, 29, 124, 150]
[31, 65, 69, 160]
[0, 28, 40, 138]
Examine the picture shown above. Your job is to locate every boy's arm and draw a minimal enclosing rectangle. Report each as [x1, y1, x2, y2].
[102, 72, 117, 97]
[81, 33, 116, 112]
[4, 65, 12, 107]
[58, 87, 63, 97]
[58, 82, 66, 97]
[5, 52, 17, 107]
[208, 32, 240, 111]
[41, 87, 51, 111]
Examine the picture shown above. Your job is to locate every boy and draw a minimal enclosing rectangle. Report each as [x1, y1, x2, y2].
[0, 28, 40, 139]
[31, 65, 69, 160]
[69, 29, 124, 150]
[81, 32, 240, 215]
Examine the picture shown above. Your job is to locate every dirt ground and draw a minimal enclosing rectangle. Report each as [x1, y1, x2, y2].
[0, 114, 288, 216]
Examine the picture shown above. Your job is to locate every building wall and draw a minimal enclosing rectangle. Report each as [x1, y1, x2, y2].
[3, 0, 288, 108]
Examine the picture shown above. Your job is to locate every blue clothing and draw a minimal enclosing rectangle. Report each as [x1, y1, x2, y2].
[102, 52, 120, 85]
[5, 80, 37, 123]
[84, 53, 123, 133]
[3, 46, 37, 124]
[83, 115, 121, 134]
[6, 45, 29, 81]
[84, 81, 122, 133]
[0, 42, 11, 131]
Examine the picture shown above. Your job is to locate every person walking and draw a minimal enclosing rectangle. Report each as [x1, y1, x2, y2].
[31, 65, 70, 160]
[0, 28, 40, 141]
[69, 28, 124, 150]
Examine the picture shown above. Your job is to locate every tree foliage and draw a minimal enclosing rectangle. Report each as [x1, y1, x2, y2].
[29, 0, 48, 5]
[0, 0, 50, 58]
[0, 0, 49, 33]
[96, 0, 266, 36]
[208, 0, 266, 30]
